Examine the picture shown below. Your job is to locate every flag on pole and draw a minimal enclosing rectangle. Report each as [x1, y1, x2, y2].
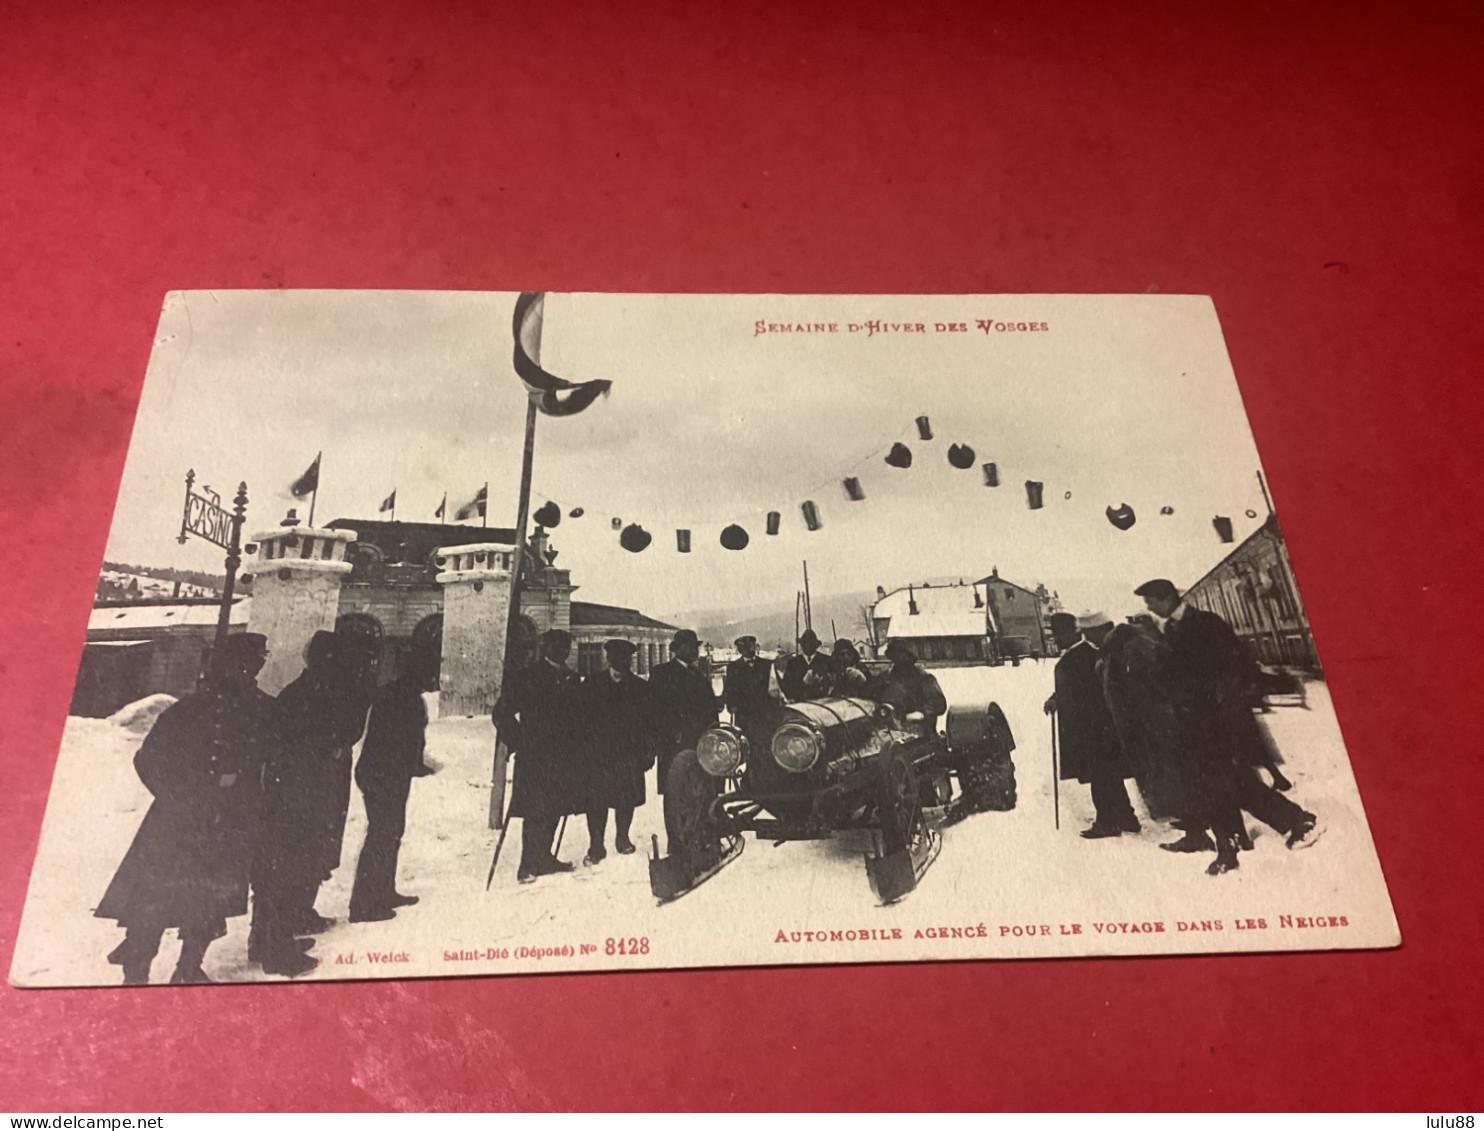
[455, 486, 487, 521]
[290, 454, 321, 499]
[379, 489, 396, 514]
[434, 493, 447, 519]
[512, 292, 613, 416]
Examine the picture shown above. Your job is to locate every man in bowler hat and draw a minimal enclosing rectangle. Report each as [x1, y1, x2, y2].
[649, 628, 721, 793]
[577, 639, 655, 864]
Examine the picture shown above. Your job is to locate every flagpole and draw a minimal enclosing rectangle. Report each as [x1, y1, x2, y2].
[308, 450, 321, 528]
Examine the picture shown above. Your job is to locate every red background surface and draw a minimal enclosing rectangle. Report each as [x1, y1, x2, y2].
[2, 0, 1481, 1111]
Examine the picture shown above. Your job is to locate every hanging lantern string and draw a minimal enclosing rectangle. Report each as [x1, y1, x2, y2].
[520, 413, 1266, 548]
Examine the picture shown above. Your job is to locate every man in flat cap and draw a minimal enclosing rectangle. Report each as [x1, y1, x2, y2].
[1135, 579, 1319, 874]
[724, 634, 779, 755]
[98, 633, 280, 984]
[781, 628, 834, 701]
[577, 639, 655, 864]
[1045, 611, 1139, 839]
[649, 628, 721, 794]
[492, 628, 585, 882]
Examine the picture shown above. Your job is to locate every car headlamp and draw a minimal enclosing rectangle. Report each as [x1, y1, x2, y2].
[771, 722, 821, 773]
[696, 726, 746, 777]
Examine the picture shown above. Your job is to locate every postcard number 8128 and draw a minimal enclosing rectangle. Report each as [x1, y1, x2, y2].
[606, 937, 650, 956]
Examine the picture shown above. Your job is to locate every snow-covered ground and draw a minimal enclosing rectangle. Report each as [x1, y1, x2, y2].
[11, 663, 1398, 987]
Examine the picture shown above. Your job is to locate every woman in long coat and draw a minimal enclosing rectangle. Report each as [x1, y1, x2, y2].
[576, 639, 656, 863]
[97, 633, 277, 984]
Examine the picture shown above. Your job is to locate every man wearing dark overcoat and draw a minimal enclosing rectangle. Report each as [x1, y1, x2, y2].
[781, 628, 834, 701]
[577, 639, 655, 864]
[492, 628, 585, 883]
[1099, 617, 1184, 822]
[97, 633, 278, 985]
[723, 634, 779, 752]
[648, 628, 721, 794]
[251, 630, 372, 975]
[1135, 579, 1319, 875]
[1044, 612, 1140, 839]
[349, 646, 436, 922]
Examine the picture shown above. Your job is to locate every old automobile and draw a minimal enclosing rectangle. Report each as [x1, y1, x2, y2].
[649, 694, 1016, 905]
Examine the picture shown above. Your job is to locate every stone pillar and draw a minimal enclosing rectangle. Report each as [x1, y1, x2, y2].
[435, 543, 515, 717]
[245, 526, 356, 694]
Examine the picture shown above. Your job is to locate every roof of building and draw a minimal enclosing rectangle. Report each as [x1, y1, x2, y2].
[326, 518, 516, 564]
[873, 582, 999, 633]
[89, 599, 251, 633]
[1184, 513, 1282, 594]
[975, 570, 1042, 596]
[884, 611, 990, 640]
[570, 600, 678, 632]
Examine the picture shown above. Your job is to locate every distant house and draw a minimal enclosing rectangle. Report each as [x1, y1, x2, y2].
[1182, 515, 1317, 669]
[569, 600, 678, 677]
[72, 598, 250, 717]
[975, 568, 1049, 659]
[870, 580, 996, 665]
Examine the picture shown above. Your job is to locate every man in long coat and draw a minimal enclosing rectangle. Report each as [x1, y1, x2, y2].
[492, 628, 585, 883]
[1099, 617, 1184, 822]
[577, 639, 655, 864]
[349, 646, 436, 922]
[723, 634, 779, 753]
[1044, 612, 1139, 839]
[648, 628, 720, 794]
[781, 628, 833, 701]
[97, 633, 277, 985]
[1135, 579, 1319, 874]
[251, 630, 372, 975]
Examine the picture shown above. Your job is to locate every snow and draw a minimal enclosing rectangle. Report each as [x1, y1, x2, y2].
[11, 663, 1397, 987]
[88, 601, 250, 632]
[108, 694, 179, 734]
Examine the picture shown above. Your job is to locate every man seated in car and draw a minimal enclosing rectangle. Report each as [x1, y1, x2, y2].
[879, 640, 948, 735]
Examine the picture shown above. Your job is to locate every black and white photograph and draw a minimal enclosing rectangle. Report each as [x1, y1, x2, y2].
[10, 290, 1399, 987]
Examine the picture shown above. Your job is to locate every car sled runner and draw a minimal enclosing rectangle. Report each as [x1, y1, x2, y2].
[649, 695, 1017, 906]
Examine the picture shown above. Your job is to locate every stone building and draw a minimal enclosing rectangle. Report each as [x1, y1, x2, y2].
[976, 568, 1050, 659]
[72, 515, 676, 718]
[1182, 514, 1317, 669]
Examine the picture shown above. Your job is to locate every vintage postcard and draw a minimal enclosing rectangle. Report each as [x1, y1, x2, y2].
[12, 291, 1399, 987]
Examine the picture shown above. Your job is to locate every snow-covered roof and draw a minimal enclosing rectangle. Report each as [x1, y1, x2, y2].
[89, 600, 251, 633]
[885, 612, 989, 639]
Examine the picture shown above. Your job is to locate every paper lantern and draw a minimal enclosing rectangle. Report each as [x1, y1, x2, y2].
[766, 511, 781, 535]
[947, 443, 976, 469]
[843, 477, 865, 501]
[533, 501, 561, 528]
[569, 507, 585, 519]
[915, 415, 933, 441]
[1106, 503, 1137, 531]
[1025, 481, 1045, 510]
[1159, 506, 1174, 516]
[676, 529, 692, 553]
[611, 516, 623, 530]
[885, 442, 913, 469]
[801, 500, 822, 531]
[1245, 509, 1259, 519]
[720, 524, 749, 550]
[620, 524, 651, 553]
[982, 463, 999, 487]
[1213, 516, 1234, 543]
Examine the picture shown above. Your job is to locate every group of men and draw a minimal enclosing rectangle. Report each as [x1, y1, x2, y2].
[1046, 577, 1320, 876]
[491, 627, 713, 883]
[489, 624, 950, 881]
[97, 629, 434, 984]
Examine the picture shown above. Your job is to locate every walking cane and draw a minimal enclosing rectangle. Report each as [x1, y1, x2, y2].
[552, 814, 569, 859]
[1051, 709, 1060, 830]
[484, 746, 514, 891]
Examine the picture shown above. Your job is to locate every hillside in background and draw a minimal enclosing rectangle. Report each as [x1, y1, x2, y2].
[677, 590, 882, 652]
